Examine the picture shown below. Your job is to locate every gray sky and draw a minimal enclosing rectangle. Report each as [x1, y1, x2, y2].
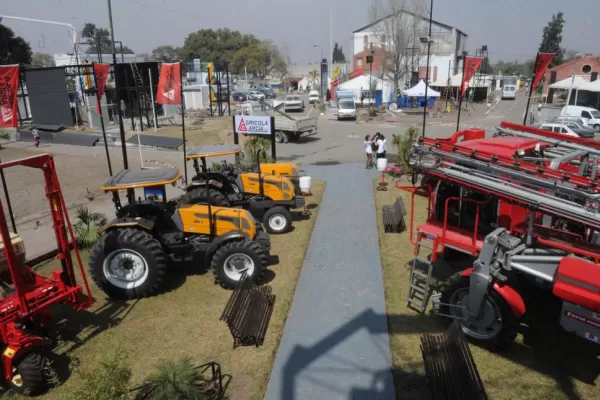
[1, 0, 597, 63]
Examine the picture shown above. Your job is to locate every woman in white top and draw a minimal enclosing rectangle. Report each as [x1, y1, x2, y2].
[364, 135, 373, 168]
[375, 133, 387, 159]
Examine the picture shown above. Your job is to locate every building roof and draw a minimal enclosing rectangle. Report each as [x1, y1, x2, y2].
[353, 10, 467, 37]
[547, 55, 600, 72]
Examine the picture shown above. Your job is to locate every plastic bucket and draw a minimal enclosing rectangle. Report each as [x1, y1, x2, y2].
[377, 158, 388, 172]
[299, 176, 312, 194]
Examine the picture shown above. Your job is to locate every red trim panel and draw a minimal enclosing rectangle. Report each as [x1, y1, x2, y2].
[553, 257, 600, 313]
[461, 268, 526, 318]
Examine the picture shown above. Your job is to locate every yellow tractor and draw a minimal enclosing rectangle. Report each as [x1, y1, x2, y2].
[88, 167, 271, 299]
[182, 145, 306, 234]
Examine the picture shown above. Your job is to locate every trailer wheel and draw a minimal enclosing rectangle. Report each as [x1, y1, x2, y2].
[7, 351, 46, 395]
[275, 131, 285, 143]
[211, 239, 267, 288]
[439, 272, 519, 350]
[262, 206, 292, 234]
[180, 188, 229, 206]
[89, 228, 168, 299]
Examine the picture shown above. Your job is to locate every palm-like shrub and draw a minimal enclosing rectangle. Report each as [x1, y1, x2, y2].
[72, 206, 107, 249]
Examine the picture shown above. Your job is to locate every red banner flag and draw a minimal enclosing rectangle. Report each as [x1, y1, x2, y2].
[0, 65, 20, 128]
[461, 56, 484, 96]
[93, 63, 111, 115]
[531, 52, 555, 92]
[156, 63, 182, 105]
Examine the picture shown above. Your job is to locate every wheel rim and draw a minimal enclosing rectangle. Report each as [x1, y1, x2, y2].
[103, 249, 149, 289]
[223, 253, 255, 281]
[449, 288, 502, 340]
[595, 125, 600, 132]
[11, 368, 22, 387]
[268, 214, 287, 232]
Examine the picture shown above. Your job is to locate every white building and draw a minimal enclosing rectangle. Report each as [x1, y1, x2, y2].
[351, 10, 468, 88]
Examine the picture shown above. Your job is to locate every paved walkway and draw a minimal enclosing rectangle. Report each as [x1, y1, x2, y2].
[264, 164, 395, 400]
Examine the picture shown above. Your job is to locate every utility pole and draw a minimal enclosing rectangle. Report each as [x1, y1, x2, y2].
[107, 0, 133, 202]
[422, 0, 433, 138]
[367, 42, 374, 112]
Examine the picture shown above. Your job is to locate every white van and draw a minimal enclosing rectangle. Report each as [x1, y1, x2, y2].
[502, 85, 517, 100]
[308, 90, 320, 104]
[561, 106, 600, 132]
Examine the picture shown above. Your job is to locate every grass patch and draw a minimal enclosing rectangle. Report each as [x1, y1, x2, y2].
[25, 181, 324, 400]
[374, 177, 600, 400]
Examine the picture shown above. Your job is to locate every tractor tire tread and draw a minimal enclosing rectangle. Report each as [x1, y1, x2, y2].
[180, 188, 229, 206]
[210, 239, 267, 289]
[9, 351, 46, 395]
[89, 228, 168, 299]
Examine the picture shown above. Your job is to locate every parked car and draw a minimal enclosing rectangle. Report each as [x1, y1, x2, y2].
[535, 123, 581, 138]
[552, 116, 592, 129]
[232, 92, 247, 102]
[308, 90, 320, 104]
[337, 98, 357, 121]
[256, 87, 277, 99]
[561, 106, 600, 132]
[502, 85, 517, 100]
[284, 95, 305, 112]
[247, 91, 265, 101]
[544, 120, 596, 139]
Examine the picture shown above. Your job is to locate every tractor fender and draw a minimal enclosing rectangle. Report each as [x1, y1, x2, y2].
[99, 218, 155, 234]
[461, 268, 526, 318]
[1, 335, 46, 382]
[206, 230, 251, 258]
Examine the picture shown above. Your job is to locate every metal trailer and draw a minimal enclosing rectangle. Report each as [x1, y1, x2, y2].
[399, 123, 600, 349]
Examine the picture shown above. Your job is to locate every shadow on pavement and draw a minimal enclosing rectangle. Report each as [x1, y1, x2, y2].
[276, 308, 599, 400]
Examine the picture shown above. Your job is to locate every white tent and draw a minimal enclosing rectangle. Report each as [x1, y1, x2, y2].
[403, 80, 441, 97]
[580, 79, 600, 93]
[548, 76, 590, 90]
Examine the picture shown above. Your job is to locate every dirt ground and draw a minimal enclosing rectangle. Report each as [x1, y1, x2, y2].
[21, 181, 325, 400]
[374, 176, 600, 400]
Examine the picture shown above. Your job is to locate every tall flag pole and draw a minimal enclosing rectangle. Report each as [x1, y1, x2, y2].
[456, 56, 484, 131]
[523, 52, 555, 125]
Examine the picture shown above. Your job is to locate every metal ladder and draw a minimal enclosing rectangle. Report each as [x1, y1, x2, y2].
[130, 63, 144, 89]
[407, 232, 436, 313]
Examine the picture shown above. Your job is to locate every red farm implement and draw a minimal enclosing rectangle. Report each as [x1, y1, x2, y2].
[0, 154, 93, 395]
[398, 122, 600, 349]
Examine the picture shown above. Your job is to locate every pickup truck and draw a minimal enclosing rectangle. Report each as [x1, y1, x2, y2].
[249, 101, 318, 143]
[283, 95, 305, 112]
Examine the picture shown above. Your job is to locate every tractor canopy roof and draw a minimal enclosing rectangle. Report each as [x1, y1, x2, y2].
[459, 137, 544, 158]
[186, 144, 241, 159]
[101, 168, 181, 191]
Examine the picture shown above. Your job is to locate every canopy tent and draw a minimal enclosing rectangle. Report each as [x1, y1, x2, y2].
[548, 76, 590, 90]
[403, 80, 441, 97]
[337, 74, 383, 91]
[580, 79, 600, 93]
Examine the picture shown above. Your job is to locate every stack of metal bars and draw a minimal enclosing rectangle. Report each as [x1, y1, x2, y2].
[220, 273, 276, 348]
[420, 321, 488, 400]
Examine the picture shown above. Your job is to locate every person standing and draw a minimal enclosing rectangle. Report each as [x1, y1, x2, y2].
[375, 133, 387, 159]
[364, 135, 374, 168]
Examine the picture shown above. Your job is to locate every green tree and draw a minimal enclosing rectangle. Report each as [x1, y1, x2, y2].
[230, 40, 288, 79]
[0, 24, 33, 65]
[81, 22, 134, 55]
[332, 42, 346, 63]
[151, 45, 181, 62]
[538, 12, 565, 67]
[181, 28, 259, 70]
[30, 52, 56, 67]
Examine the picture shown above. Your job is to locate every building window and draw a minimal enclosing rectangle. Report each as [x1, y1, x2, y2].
[582, 64, 592, 74]
[364, 35, 368, 44]
[357, 59, 363, 67]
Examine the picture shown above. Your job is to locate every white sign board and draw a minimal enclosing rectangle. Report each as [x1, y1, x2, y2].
[234, 115, 272, 135]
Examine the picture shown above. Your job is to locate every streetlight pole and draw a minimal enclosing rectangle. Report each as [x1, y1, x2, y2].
[314, 44, 323, 99]
[422, 0, 433, 138]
